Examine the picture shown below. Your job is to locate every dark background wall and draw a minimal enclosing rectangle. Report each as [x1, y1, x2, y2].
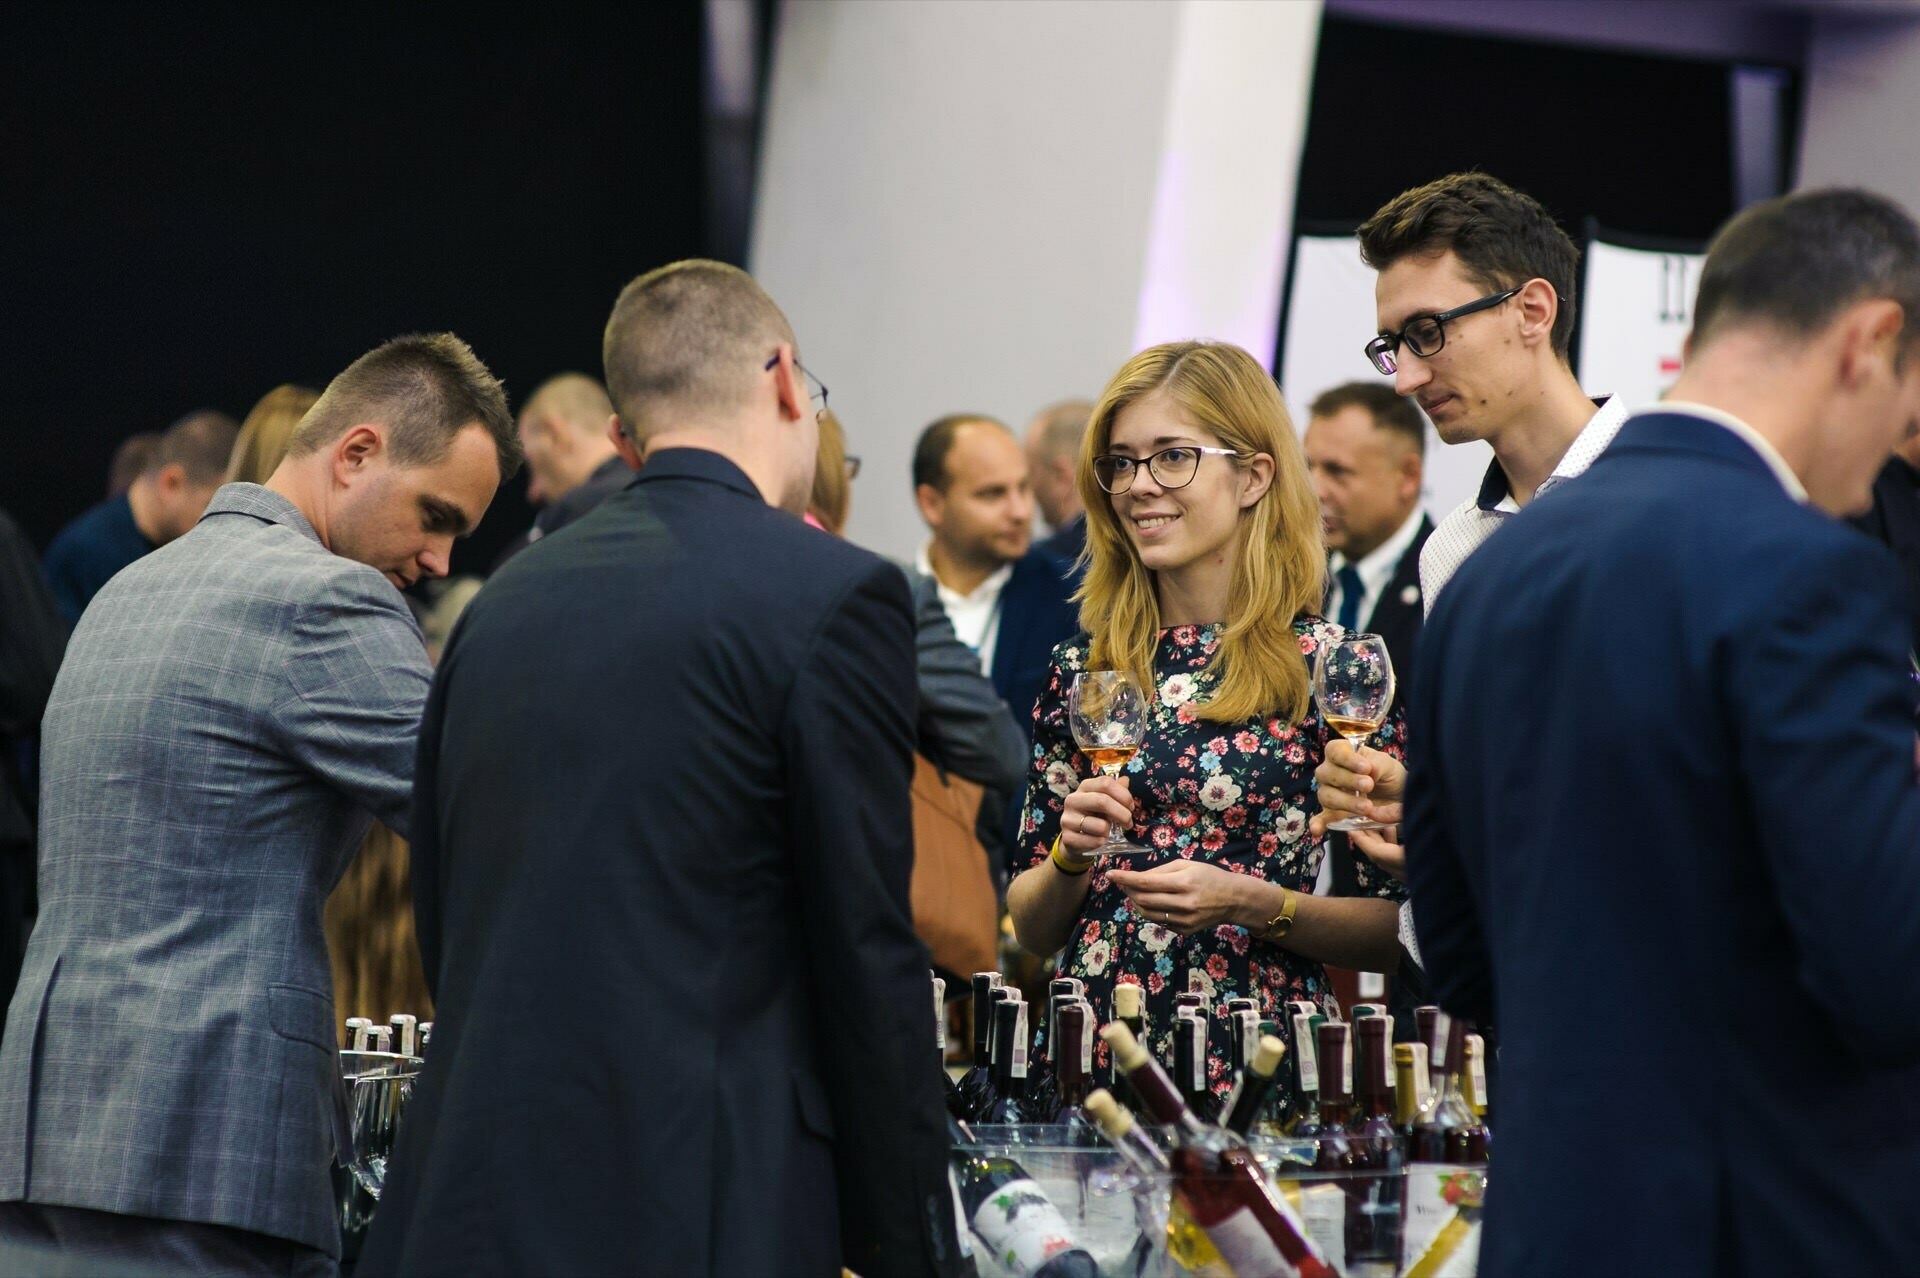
[1, 6, 709, 574]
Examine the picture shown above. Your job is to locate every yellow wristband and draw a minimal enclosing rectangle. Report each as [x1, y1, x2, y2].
[1050, 835, 1094, 876]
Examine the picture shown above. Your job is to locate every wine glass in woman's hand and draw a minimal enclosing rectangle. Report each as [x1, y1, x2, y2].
[1313, 634, 1396, 832]
[1068, 671, 1153, 857]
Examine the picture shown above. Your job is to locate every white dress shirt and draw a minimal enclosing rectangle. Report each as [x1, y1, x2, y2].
[1419, 394, 1632, 616]
[1327, 504, 1428, 632]
[917, 546, 1013, 675]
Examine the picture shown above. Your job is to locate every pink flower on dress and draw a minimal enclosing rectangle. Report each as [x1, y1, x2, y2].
[1201, 828, 1228, 852]
[1147, 972, 1167, 995]
[1207, 737, 1230, 756]
[1172, 625, 1200, 647]
[1223, 806, 1247, 830]
[1205, 953, 1230, 981]
[1234, 731, 1261, 753]
[1171, 806, 1198, 829]
[1259, 832, 1280, 857]
[1298, 632, 1316, 655]
[1284, 742, 1307, 765]
[1152, 825, 1177, 849]
[1176, 702, 1199, 725]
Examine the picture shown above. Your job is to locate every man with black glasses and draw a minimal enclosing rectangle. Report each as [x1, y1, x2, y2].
[1311, 172, 1624, 973]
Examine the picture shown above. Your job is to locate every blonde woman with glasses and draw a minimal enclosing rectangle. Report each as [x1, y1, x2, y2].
[1006, 340, 1406, 1105]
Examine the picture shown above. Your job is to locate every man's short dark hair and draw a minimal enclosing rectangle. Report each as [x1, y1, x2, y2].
[151, 410, 240, 486]
[1692, 188, 1920, 353]
[1308, 382, 1427, 458]
[912, 413, 1003, 491]
[602, 259, 796, 441]
[1357, 172, 1581, 359]
[288, 333, 519, 479]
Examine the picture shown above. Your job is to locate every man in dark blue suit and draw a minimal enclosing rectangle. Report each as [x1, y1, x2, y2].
[1407, 189, 1920, 1277]
[363, 261, 959, 1278]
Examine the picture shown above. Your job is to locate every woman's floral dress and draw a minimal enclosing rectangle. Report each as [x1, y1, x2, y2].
[1021, 618, 1406, 1108]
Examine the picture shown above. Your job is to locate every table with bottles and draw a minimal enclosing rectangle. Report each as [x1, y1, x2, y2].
[938, 972, 1492, 1278]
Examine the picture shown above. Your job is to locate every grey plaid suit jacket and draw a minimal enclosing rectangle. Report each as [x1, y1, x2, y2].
[0, 483, 430, 1257]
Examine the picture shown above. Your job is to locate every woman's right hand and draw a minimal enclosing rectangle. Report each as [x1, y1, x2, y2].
[1060, 775, 1135, 857]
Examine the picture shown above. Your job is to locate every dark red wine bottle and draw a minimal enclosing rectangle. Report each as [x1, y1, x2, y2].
[1345, 1015, 1403, 1267]
[982, 997, 1033, 1125]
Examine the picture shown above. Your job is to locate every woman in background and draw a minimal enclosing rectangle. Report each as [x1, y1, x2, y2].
[1006, 340, 1405, 1103]
[225, 383, 319, 484]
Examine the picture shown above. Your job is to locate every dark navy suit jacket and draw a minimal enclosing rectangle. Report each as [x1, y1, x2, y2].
[363, 449, 958, 1278]
[1407, 410, 1920, 1278]
[989, 547, 1080, 736]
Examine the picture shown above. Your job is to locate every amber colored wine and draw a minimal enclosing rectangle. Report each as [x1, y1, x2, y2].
[1324, 716, 1384, 741]
[1084, 745, 1137, 773]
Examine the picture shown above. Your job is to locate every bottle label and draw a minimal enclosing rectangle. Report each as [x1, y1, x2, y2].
[968, 1176, 1083, 1276]
[1011, 1002, 1029, 1080]
[1465, 1035, 1489, 1112]
[1181, 1012, 1206, 1091]
[1401, 1164, 1485, 1278]
[1080, 1013, 1094, 1075]
[1296, 1182, 1347, 1274]
[1291, 1013, 1318, 1092]
[934, 979, 946, 1052]
[1201, 1203, 1297, 1278]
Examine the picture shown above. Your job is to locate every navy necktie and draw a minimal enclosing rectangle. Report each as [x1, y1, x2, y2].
[1335, 564, 1364, 632]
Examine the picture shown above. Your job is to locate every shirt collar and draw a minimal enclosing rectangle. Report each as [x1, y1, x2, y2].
[202, 482, 323, 545]
[1655, 400, 1809, 502]
[916, 544, 1014, 604]
[1475, 395, 1630, 513]
[1330, 503, 1425, 586]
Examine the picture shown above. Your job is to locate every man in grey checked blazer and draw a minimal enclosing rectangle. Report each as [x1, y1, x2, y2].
[0, 334, 518, 1275]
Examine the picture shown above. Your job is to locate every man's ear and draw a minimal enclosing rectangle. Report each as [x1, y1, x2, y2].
[1396, 448, 1423, 504]
[1842, 298, 1907, 388]
[154, 462, 188, 496]
[1516, 277, 1559, 349]
[608, 415, 644, 473]
[770, 344, 807, 424]
[915, 482, 945, 528]
[332, 425, 382, 484]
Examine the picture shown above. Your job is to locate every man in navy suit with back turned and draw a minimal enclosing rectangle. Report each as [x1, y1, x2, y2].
[1407, 189, 1920, 1277]
[362, 261, 959, 1278]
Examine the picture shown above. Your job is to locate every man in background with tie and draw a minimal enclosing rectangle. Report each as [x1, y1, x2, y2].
[1305, 381, 1433, 699]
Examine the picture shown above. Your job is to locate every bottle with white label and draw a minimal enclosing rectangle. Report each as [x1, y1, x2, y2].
[1048, 1001, 1093, 1120]
[950, 1115, 1098, 1278]
[1173, 1007, 1215, 1122]
[1282, 1010, 1325, 1139]
[957, 973, 1005, 1119]
[344, 1017, 373, 1052]
[1464, 1033, 1491, 1130]
[387, 1014, 418, 1059]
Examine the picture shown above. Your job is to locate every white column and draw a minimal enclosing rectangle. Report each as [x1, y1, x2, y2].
[751, 0, 1320, 561]
[1798, 14, 1920, 214]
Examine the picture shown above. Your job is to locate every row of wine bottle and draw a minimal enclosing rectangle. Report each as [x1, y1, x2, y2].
[937, 973, 1495, 1278]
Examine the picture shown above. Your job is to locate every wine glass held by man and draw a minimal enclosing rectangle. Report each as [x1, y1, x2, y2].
[1004, 340, 1408, 1107]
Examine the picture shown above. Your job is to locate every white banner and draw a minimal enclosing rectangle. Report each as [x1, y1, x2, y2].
[1576, 239, 1706, 415]
[1277, 234, 1490, 524]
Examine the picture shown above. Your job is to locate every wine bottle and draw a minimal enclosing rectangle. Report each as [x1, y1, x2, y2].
[366, 1025, 392, 1054]
[982, 997, 1032, 1125]
[950, 1117, 1099, 1277]
[1312, 1022, 1357, 1175]
[958, 975, 1004, 1104]
[1101, 1023, 1338, 1278]
[1345, 1016, 1403, 1268]
[1282, 1010, 1324, 1140]
[934, 975, 969, 1118]
[1221, 1034, 1286, 1137]
[1350, 1003, 1388, 1022]
[1414, 1006, 1445, 1097]
[1111, 982, 1147, 1111]
[388, 1013, 418, 1059]
[417, 1022, 433, 1057]
[1050, 1002, 1093, 1121]
[1464, 1032, 1491, 1129]
[1172, 1008, 1215, 1122]
[344, 1017, 373, 1052]
[1392, 1043, 1422, 1134]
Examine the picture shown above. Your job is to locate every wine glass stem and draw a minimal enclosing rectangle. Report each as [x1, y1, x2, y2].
[1102, 763, 1129, 846]
[1346, 735, 1368, 818]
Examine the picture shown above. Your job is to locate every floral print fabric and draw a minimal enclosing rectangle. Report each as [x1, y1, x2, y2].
[1022, 618, 1406, 1102]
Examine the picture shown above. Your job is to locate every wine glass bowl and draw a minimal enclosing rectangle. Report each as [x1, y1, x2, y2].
[1068, 671, 1154, 858]
[1312, 634, 1396, 833]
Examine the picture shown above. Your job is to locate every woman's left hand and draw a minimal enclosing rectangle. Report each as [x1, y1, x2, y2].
[1106, 860, 1256, 936]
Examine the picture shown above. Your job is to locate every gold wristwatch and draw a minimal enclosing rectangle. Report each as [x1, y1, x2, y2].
[1262, 887, 1299, 941]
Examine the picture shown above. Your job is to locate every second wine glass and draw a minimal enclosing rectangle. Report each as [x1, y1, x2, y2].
[1312, 633, 1396, 833]
[1068, 670, 1153, 857]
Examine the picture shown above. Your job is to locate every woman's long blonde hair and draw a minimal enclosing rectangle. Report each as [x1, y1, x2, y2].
[1076, 341, 1325, 724]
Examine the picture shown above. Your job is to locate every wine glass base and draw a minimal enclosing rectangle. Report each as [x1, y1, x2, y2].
[1096, 840, 1159, 859]
[1326, 816, 1393, 833]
